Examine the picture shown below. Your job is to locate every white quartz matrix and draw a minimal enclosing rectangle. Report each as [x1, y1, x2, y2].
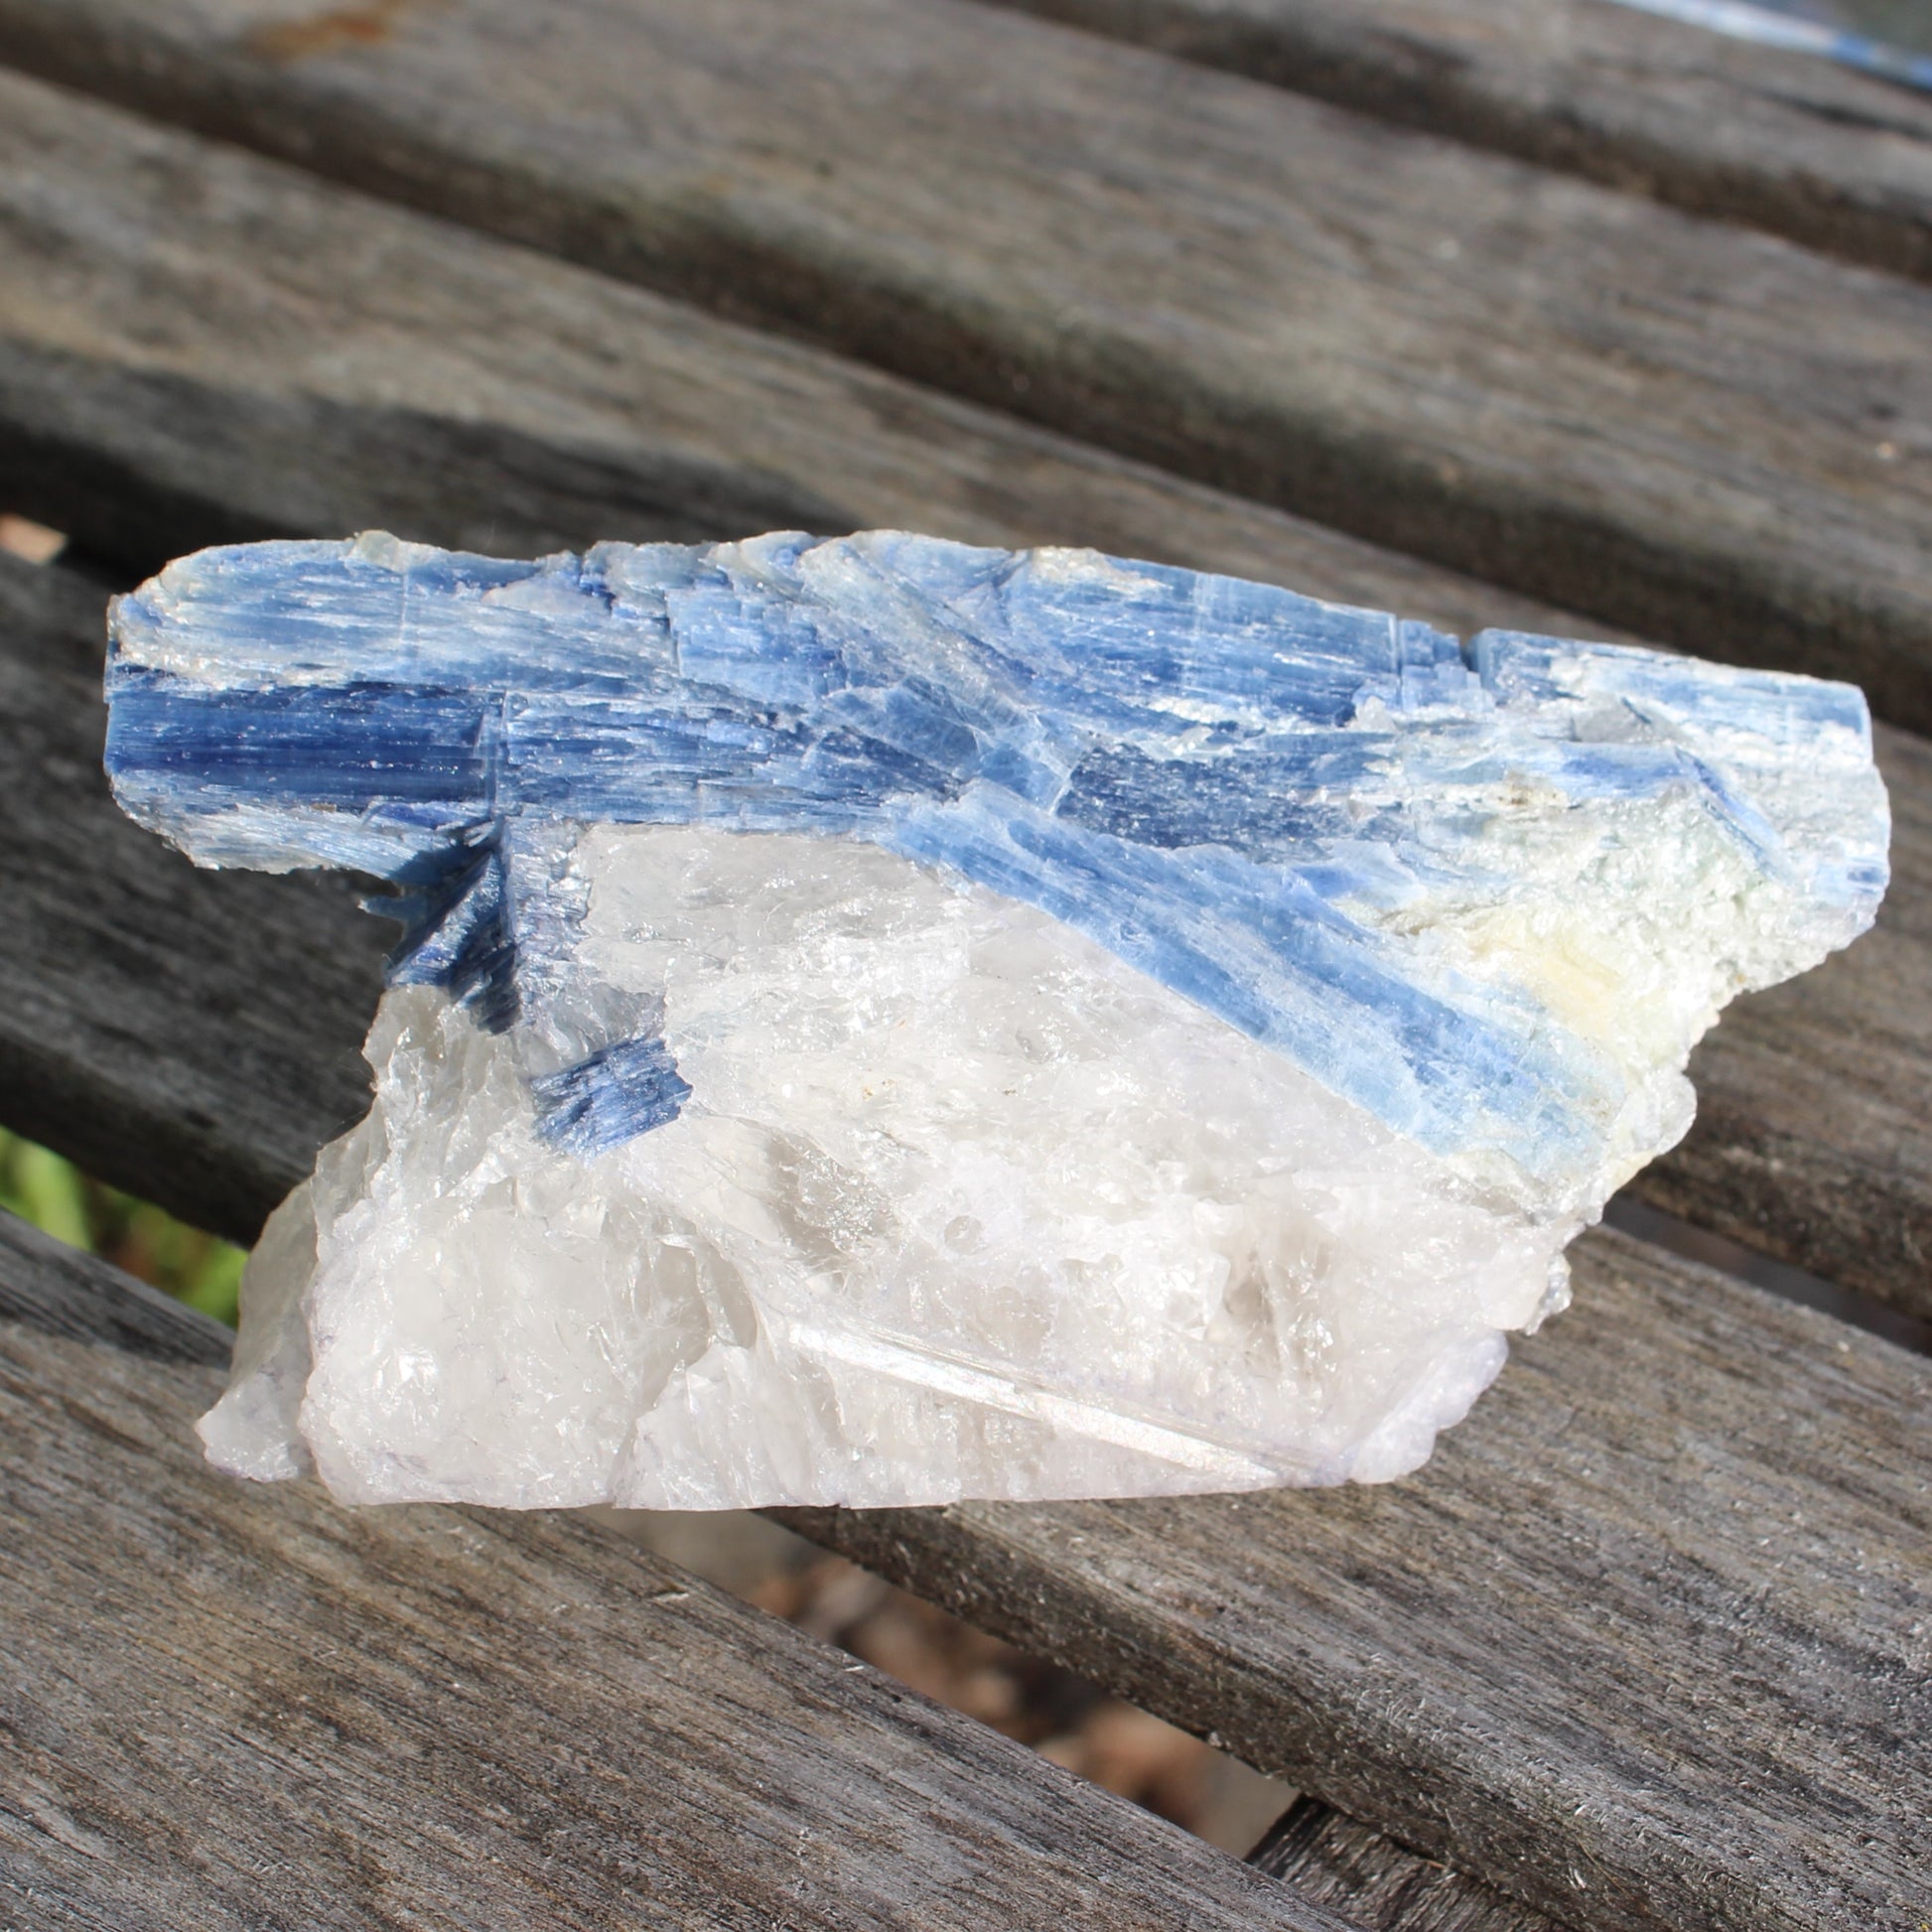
[103, 532, 1891, 1508]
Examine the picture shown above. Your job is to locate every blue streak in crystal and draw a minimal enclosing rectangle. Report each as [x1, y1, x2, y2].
[103, 530, 1883, 1175]
[384, 836, 520, 1033]
[529, 1037, 694, 1158]
[1602, 0, 1932, 93]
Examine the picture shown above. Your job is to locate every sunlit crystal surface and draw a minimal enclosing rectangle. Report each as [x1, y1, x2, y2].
[105, 530, 1889, 1506]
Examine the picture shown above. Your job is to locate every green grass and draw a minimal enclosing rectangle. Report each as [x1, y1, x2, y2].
[0, 1127, 244, 1325]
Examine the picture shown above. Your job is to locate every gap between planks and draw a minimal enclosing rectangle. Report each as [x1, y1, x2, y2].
[777, 1226, 1932, 1932]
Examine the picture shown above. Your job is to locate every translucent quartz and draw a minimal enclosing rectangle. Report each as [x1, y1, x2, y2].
[105, 531, 1890, 1506]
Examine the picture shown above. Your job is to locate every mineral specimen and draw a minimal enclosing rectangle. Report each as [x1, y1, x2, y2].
[104, 531, 1889, 1508]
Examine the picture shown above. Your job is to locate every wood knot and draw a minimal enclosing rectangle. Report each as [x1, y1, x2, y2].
[245, 0, 428, 63]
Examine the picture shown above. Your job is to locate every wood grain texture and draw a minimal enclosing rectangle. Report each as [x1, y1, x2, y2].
[1, 71, 1926, 1916]
[3, 567, 1928, 1927]
[0, 76, 1928, 1319]
[1, 3, 1931, 729]
[1251, 1796, 1559, 1931]
[0, 1202, 1503, 1932]
[982, 0, 1932, 281]
[0, 549, 387, 1246]
[0, 31, 1923, 1932]
[0, 1218, 1342, 1932]
[0, 68, 1610, 634]
[0, 1199, 231, 1370]
[779, 1228, 1932, 1932]
[1634, 718, 1932, 1311]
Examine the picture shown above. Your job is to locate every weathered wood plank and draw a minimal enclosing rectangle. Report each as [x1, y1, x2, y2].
[1250, 1796, 1559, 1931]
[1, 77, 1929, 1319]
[980, 0, 1932, 281]
[8, 595, 1930, 1932]
[1640, 717, 1932, 1309]
[1, 2, 1931, 728]
[781, 1228, 1932, 1932]
[4, 554, 1928, 1924]
[0, 550, 388, 1246]
[0, 1214, 1341, 1932]
[0, 1191, 231, 1369]
[0, 68, 1601, 629]
[2, 78, 1927, 1916]
[5, 573, 1929, 1923]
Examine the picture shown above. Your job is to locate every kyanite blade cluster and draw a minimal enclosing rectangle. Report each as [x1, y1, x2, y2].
[104, 531, 1889, 1507]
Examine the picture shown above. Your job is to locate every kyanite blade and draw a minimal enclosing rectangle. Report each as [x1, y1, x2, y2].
[106, 530, 1889, 1507]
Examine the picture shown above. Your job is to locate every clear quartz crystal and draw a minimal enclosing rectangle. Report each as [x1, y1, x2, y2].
[103, 531, 1889, 1506]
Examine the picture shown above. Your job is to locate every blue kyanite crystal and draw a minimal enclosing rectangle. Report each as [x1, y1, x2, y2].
[104, 529, 1886, 1182]
[109, 529, 1891, 1507]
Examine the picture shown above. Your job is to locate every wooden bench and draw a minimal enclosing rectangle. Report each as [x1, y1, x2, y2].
[0, 3, 1926, 1924]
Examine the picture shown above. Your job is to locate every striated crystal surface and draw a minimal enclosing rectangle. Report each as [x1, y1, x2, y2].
[105, 530, 1889, 1506]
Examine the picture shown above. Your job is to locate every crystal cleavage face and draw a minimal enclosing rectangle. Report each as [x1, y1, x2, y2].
[104, 531, 1889, 1507]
